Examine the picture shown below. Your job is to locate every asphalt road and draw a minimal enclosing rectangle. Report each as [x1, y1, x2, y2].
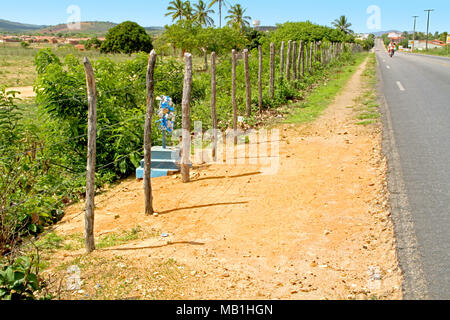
[376, 40, 450, 299]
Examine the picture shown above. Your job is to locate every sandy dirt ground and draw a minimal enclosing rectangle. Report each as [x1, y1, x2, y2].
[5, 86, 36, 98]
[45, 58, 403, 300]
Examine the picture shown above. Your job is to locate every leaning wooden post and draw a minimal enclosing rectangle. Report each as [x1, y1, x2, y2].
[244, 49, 252, 118]
[232, 49, 238, 145]
[181, 53, 192, 183]
[269, 43, 275, 99]
[292, 41, 298, 80]
[286, 40, 292, 80]
[258, 45, 263, 113]
[280, 41, 285, 79]
[211, 52, 218, 161]
[83, 57, 97, 253]
[144, 50, 157, 216]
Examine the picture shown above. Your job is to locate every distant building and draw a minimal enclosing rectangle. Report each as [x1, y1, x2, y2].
[356, 33, 370, 40]
[388, 32, 404, 44]
[254, 26, 277, 32]
[414, 40, 445, 50]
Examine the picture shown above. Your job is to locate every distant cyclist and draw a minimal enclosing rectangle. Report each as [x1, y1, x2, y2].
[388, 41, 395, 57]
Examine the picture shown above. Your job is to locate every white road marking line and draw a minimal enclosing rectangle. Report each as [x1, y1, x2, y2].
[396, 81, 406, 91]
[386, 65, 391, 69]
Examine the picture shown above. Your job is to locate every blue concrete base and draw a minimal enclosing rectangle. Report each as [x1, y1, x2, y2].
[136, 167, 172, 179]
[136, 146, 185, 179]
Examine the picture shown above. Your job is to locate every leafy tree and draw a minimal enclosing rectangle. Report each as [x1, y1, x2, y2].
[267, 21, 350, 46]
[85, 37, 102, 50]
[245, 28, 265, 50]
[226, 4, 251, 31]
[164, 20, 201, 56]
[196, 26, 249, 54]
[194, 0, 215, 26]
[100, 21, 153, 54]
[332, 15, 353, 35]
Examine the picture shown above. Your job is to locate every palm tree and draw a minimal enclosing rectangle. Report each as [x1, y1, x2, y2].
[332, 15, 353, 34]
[194, 0, 215, 26]
[225, 4, 251, 30]
[166, 0, 186, 21]
[208, 0, 228, 28]
[182, 1, 194, 21]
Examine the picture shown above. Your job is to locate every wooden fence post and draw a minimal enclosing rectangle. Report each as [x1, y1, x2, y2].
[181, 53, 192, 183]
[280, 41, 285, 79]
[203, 48, 208, 71]
[244, 49, 252, 118]
[270, 43, 275, 99]
[309, 42, 314, 74]
[83, 57, 96, 253]
[286, 40, 292, 80]
[306, 42, 309, 74]
[232, 49, 237, 145]
[144, 50, 157, 216]
[292, 41, 298, 80]
[211, 52, 218, 161]
[258, 45, 263, 113]
[299, 41, 305, 77]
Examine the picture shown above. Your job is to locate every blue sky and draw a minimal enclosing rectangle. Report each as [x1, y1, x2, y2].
[1, 0, 449, 33]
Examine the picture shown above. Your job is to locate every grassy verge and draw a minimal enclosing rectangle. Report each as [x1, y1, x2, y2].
[353, 53, 379, 125]
[284, 52, 369, 124]
[34, 229, 194, 300]
[411, 46, 450, 57]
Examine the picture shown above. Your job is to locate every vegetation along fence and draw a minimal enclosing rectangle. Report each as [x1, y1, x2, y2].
[0, 39, 364, 264]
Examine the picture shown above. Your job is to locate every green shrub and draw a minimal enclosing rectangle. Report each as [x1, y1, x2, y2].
[0, 256, 43, 300]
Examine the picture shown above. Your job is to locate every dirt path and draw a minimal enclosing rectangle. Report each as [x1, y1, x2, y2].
[46, 57, 402, 300]
[5, 86, 35, 98]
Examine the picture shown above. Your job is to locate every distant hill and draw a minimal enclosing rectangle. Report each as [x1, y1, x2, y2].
[371, 30, 413, 37]
[38, 21, 117, 35]
[0, 19, 46, 33]
[0, 19, 163, 36]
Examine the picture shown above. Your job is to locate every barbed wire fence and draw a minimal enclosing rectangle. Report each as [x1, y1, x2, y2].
[1, 40, 363, 264]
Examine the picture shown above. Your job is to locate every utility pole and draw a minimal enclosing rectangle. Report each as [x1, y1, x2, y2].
[424, 9, 434, 51]
[412, 16, 419, 51]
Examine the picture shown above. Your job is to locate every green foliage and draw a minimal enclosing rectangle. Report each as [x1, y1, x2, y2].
[356, 34, 375, 51]
[332, 15, 353, 35]
[20, 41, 30, 49]
[0, 256, 42, 300]
[100, 21, 153, 54]
[85, 37, 103, 50]
[34, 49, 206, 178]
[0, 89, 74, 254]
[266, 21, 354, 47]
[225, 4, 252, 30]
[159, 22, 250, 56]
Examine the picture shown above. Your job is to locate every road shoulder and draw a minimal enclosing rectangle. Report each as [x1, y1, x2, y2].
[376, 51, 430, 300]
